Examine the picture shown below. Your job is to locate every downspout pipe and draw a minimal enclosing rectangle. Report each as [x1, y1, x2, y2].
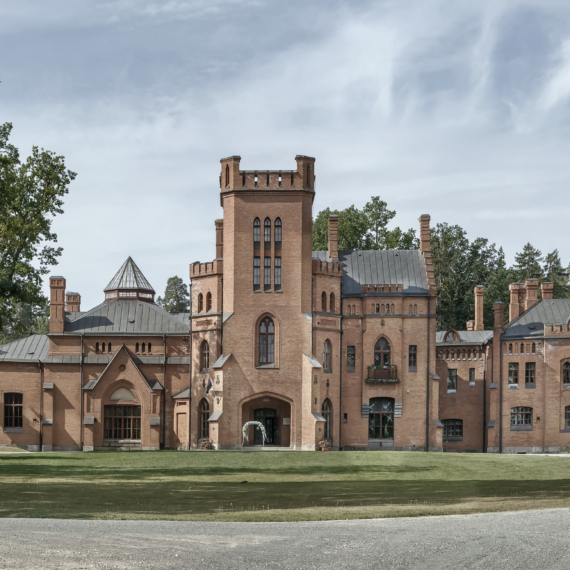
[484, 343, 493, 453]
[499, 347, 503, 453]
[79, 333, 84, 451]
[425, 296, 430, 451]
[162, 333, 167, 450]
[339, 280, 343, 451]
[38, 361, 43, 452]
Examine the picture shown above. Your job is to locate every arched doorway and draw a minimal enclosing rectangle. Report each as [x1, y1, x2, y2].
[103, 386, 142, 449]
[241, 395, 291, 447]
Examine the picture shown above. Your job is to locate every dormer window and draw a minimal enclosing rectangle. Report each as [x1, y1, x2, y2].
[444, 329, 460, 342]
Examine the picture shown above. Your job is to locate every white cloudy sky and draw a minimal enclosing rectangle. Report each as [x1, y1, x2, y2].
[3, 0, 570, 308]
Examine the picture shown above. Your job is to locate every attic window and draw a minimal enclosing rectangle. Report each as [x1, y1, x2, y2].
[444, 329, 460, 342]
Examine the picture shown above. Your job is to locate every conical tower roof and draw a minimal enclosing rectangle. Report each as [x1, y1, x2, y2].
[104, 257, 155, 293]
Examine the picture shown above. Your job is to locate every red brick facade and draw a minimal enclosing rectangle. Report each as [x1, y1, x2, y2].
[1, 156, 568, 453]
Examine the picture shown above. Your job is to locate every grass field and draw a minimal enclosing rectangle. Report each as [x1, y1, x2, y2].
[1, 450, 570, 521]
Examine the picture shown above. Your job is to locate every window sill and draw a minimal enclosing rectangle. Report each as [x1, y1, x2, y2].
[4, 428, 23, 434]
[409, 367, 417, 372]
[511, 425, 532, 431]
[447, 389, 457, 394]
[346, 367, 355, 373]
[560, 428, 570, 433]
[469, 382, 475, 387]
[564, 384, 570, 389]
[256, 364, 279, 369]
[508, 384, 519, 389]
[323, 369, 332, 374]
[443, 436, 463, 442]
[525, 383, 536, 389]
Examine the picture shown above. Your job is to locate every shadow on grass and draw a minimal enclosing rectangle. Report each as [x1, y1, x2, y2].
[1, 478, 570, 519]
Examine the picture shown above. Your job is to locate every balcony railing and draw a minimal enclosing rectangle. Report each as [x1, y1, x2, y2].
[366, 366, 399, 383]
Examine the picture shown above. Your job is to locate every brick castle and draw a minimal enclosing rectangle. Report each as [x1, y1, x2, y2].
[0, 155, 568, 454]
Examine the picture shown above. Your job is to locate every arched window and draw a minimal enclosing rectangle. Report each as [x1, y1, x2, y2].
[199, 399, 210, 440]
[322, 399, 332, 440]
[108, 342, 112, 353]
[321, 292, 327, 312]
[374, 338, 390, 366]
[102, 342, 106, 354]
[508, 344, 513, 355]
[368, 397, 394, 439]
[201, 341, 210, 371]
[511, 406, 532, 426]
[391, 303, 395, 314]
[451, 349, 455, 360]
[563, 362, 570, 384]
[275, 218, 282, 249]
[253, 218, 261, 248]
[409, 304, 412, 315]
[439, 350, 444, 360]
[135, 343, 139, 354]
[444, 329, 460, 342]
[473, 348, 477, 360]
[198, 293, 203, 313]
[306, 163, 311, 188]
[376, 304, 380, 314]
[445, 350, 449, 361]
[352, 305, 356, 314]
[147, 342, 151, 354]
[442, 419, 463, 439]
[225, 164, 229, 188]
[142, 343, 146, 355]
[95, 342, 100, 354]
[259, 317, 275, 364]
[462, 349, 466, 360]
[323, 339, 332, 372]
[264, 218, 271, 249]
[330, 293, 335, 313]
[206, 292, 212, 312]
[414, 304, 417, 314]
[532, 343, 536, 355]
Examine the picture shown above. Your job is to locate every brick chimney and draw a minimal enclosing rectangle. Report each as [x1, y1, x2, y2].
[328, 216, 339, 262]
[65, 291, 81, 312]
[418, 215, 435, 288]
[493, 302, 505, 330]
[524, 278, 538, 310]
[509, 283, 522, 322]
[49, 276, 66, 333]
[466, 320, 475, 331]
[295, 155, 316, 190]
[215, 219, 224, 259]
[474, 285, 484, 331]
[541, 282, 554, 300]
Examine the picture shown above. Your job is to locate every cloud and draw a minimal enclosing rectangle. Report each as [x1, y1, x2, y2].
[3, 0, 570, 307]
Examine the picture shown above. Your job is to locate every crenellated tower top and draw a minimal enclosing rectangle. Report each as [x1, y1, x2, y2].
[219, 155, 315, 192]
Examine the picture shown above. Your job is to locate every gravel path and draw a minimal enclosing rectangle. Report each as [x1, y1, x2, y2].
[0, 508, 568, 569]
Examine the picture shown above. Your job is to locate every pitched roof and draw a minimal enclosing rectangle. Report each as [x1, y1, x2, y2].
[503, 299, 570, 339]
[0, 335, 49, 362]
[312, 250, 429, 296]
[436, 330, 493, 346]
[64, 300, 190, 335]
[104, 257, 155, 292]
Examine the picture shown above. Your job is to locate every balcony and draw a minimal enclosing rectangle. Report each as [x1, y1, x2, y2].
[366, 366, 399, 384]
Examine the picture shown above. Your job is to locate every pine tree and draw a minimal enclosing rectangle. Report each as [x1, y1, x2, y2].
[159, 277, 189, 313]
[543, 249, 570, 299]
[513, 243, 543, 282]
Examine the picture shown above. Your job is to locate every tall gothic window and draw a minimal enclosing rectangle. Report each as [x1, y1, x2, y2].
[201, 341, 210, 371]
[253, 218, 261, 248]
[264, 218, 271, 249]
[259, 317, 275, 364]
[330, 292, 335, 313]
[206, 292, 212, 312]
[322, 399, 332, 439]
[374, 338, 390, 366]
[198, 293, 203, 313]
[225, 164, 229, 188]
[275, 218, 282, 249]
[274, 257, 281, 291]
[200, 399, 210, 439]
[564, 362, 570, 384]
[323, 339, 332, 372]
[321, 292, 327, 312]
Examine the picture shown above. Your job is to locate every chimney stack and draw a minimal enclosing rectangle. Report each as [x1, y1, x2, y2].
[509, 283, 522, 322]
[541, 282, 554, 300]
[474, 285, 484, 331]
[419, 214, 431, 255]
[219, 156, 241, 190]
[524, 278, 538, 310]
[65, 291, 81, 312]
[493, 302, 505, 330]
[49, 276, 66, 333]
[328, 216, 339, 262]
[466, 320, 475, 331]
[215, 219, 224, 259]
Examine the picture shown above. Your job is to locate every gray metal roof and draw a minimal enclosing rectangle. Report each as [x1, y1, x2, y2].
[64, 300, 190, 335]
[172, 387, 190, 399]
[0, 335, 49, 362]
[436, 330, 493, 346]
[104, 257, 155, 292]
[312, 250, 429, 296]
[503, 299, 570, 339]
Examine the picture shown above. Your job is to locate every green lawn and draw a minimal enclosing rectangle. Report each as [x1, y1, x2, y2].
[1, 450, 570, 521]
